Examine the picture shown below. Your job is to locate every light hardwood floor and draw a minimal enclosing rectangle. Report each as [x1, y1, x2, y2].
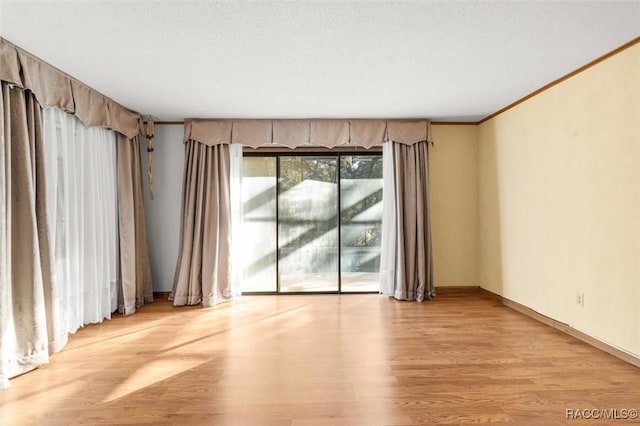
[2, 293, 639, 425]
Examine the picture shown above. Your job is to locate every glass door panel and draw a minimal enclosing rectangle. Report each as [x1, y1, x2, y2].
[278, 156, 339, 292]
[340, 155, 383, 292]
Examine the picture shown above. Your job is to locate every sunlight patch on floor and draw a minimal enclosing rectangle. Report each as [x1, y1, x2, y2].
[102, 355, 209, 403]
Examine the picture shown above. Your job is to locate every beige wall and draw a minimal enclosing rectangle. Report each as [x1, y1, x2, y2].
[478, 44, 640, 356]
[431, 124, 479, 286]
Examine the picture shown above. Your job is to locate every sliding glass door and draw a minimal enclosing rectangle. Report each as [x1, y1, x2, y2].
[241, 152, 382, 293]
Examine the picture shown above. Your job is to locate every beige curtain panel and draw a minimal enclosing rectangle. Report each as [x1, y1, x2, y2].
[171, 141, 233, 307]
[0, 83, 53, 387]
[117, 135, 154, 315]
[183, 118, 432, 148]
[0, 37, 141, 139]
[389, 141, 435, 301]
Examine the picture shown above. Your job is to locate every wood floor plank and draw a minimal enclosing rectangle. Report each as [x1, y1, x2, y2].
[1, 294, 639, 425]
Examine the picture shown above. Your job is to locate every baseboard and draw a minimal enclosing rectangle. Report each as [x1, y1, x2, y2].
[479, 288, 640, 369]
[435, 285, 481, 295]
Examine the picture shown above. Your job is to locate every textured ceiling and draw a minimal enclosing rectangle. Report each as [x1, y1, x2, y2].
[1, 1, 639, 122]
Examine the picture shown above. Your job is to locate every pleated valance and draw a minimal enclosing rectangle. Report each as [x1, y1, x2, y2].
[184, 118, 432, 149]
[0, 37, 141, 139]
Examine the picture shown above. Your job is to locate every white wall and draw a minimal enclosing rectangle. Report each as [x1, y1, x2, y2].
[478, 44, 640, 356]
[140, 124, 184, 292]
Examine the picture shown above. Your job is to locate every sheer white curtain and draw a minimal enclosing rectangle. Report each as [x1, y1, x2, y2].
[380, 142, 397, 296]
[229, 143, 244, 301]
[42, 107, 118, 352]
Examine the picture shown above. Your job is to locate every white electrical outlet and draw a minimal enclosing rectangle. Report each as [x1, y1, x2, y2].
[576, 292, 584, 307]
